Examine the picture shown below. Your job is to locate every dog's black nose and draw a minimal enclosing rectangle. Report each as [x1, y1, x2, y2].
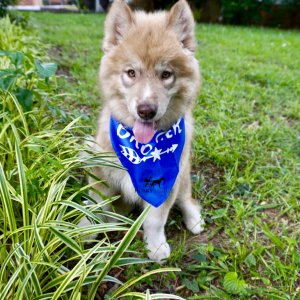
[137, 104, 157, 120]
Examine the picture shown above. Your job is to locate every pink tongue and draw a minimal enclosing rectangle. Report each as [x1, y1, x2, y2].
[133, 120, 156, 144]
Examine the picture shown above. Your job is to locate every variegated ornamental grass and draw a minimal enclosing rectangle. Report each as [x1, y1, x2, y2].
[0, 17, 181, 300]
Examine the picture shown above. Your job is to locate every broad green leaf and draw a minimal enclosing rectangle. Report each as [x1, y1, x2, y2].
[223, 272, 248, 295]
[0, 50, 24, 66]
[245, 253, 256, 267]
[14, 88, 33, 112]
[34, 59, 57, 78]
[182, 277, 200, 293]
[0, 74, 16, 90]
[211, 286, 232, 299]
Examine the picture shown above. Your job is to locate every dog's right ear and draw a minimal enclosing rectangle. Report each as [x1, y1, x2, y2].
[103, 0, 134, 53]
[168, 0, 196, 53]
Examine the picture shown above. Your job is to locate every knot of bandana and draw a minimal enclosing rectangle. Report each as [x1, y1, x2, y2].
[110, 116, 185, 207]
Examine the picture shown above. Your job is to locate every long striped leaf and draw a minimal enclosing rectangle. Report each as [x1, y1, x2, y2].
[7, 91, 29, 136]
[112, 267, 181, 298]
[15, 141, 30, 254]
[0, 263, 24, 299]
[146, 289, 151, 300]
[0, 162, 18, 244]
[0, 243, 22, 283]
[50, 240, 103, 300]
[15, 244, 42, 296]
[89, 204, 151, 299]
[118, 292, 185, 300]
[50, 227, 83, 257]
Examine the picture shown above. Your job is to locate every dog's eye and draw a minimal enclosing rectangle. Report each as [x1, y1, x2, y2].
[161, 71, 172, 80]
[127, 69, 136, 78]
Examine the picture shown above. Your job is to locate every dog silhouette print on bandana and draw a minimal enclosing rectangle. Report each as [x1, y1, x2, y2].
[110, 116, 185, 207]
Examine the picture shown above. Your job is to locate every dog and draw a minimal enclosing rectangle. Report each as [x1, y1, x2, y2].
[80, 0, 204, 263]
[150, 177, 164, 188]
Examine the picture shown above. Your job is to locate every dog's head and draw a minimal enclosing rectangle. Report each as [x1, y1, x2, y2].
[99, 0, 200, 143]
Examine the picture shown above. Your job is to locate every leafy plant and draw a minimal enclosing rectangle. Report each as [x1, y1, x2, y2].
[221, 0, 273, 25]
[0, 16, 182, 299]
[0, 0, 17, 18]
[223, 272, 248, 295]
[0, 50, 57, 112]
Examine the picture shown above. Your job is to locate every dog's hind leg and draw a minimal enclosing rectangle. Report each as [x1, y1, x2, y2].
[178, 196, 205, 234]
[78, 177, 115, 230]
[177, 166, 205, 235]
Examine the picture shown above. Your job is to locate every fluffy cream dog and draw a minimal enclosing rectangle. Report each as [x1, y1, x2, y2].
[80, 0, 204, 263]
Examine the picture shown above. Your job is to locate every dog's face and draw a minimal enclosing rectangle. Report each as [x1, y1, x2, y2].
[99, 0, 200, 143]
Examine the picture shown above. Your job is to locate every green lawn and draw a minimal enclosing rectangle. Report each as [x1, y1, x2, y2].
[30, 12, 300, 299]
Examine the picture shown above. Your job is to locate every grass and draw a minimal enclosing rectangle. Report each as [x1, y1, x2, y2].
[26, 12, 300, 299]
[29, 13, 104, 126]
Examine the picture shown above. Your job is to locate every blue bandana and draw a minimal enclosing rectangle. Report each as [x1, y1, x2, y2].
[110, 116, 185, 207]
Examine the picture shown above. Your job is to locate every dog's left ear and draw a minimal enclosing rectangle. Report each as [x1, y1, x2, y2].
[103, 0, 134, 53]
[167, 0, 196, 53]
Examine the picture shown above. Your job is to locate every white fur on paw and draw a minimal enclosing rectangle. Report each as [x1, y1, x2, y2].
[78, 216, 92, 227]
[147, 242, 171, 263]
[185, 213, 205, 234]
[78, 216, 97, 240]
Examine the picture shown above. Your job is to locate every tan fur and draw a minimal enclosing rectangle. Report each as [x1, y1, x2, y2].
[80, 0, 204, 263]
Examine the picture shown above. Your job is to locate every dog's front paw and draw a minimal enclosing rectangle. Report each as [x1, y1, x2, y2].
[185, 213, 205, 235]
[78, 216, 92, 227]
[78, 216, 98, 240]
[147, 241, 171, 263]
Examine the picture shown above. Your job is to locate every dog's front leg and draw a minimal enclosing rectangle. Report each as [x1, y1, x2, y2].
[143, 201, 173, 263]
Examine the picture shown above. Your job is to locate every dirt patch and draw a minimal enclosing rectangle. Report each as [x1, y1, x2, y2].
[193, 161, 224, 189]
[56, 65, 75, 81]
[48, 45, 63, 58]
[48, 45, 77, 83]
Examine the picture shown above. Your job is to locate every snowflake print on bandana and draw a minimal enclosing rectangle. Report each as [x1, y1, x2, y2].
[110, 116, 185, 207]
